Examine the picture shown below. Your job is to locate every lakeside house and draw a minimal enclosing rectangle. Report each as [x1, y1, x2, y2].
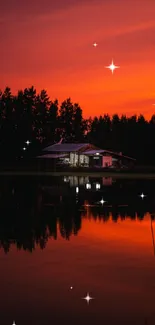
[37, 141, 136, 168]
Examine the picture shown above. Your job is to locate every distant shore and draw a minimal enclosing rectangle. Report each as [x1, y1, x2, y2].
[1, 170, 155, 178]
[0, 160, 155, 178]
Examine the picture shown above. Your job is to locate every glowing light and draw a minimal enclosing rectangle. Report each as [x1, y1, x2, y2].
[93, 42, 98, 47]
[96, 152, 100, 155]
[25, 140, 31, 145]
[105, 59, 120, 74]
[23, 147, 26, 151]
[82, 293, 94, 304]
[100, 198, 106, 205]
[70, 286, 73, 289]
[86, 183, 91, 189]
[96, 183, 101, 190]
[76, 186, 79, 193]
[83, 203, 97, 207]
[139, 193, 146, 199]
[12, 322, 16, 325]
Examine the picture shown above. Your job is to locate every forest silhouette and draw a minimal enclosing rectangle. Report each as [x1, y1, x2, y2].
[1, 86, 155, 164]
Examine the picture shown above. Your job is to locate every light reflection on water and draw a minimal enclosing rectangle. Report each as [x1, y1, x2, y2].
[0, 176, 155, 325]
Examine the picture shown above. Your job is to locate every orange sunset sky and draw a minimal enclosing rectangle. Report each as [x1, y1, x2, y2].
[1, 0, 155, 119]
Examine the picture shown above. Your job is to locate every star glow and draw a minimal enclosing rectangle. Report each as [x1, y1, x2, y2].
[25, 140, 31, 145]
[105, 59, 120, 74]
[100, 198, 106, 205]
[139, 193, 146, 199]
[82, 293, 94, 304]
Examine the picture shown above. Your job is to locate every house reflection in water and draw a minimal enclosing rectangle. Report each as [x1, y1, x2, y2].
[63, 176, 113, 188]
[0, 176, 155, 254]
[102, 177, 113, 186]
[64, 176, 89, 187]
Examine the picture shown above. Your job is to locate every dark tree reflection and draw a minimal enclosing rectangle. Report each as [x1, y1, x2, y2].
[0, 177, 155, 253]
[0, 178, 82, 253]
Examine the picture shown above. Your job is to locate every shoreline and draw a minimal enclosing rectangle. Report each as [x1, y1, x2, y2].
[0, 170, 155, 178]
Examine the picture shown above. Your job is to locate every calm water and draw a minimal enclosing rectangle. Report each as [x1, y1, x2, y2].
[0, 176, 155, 325]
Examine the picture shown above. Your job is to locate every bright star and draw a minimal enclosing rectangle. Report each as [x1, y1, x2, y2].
[23, 147, 26, 151]
[100, 198, 106, 205]
[25, 140, 31, 145]
[139, 193, 146, 199]
[70, 286, 73, 289]
[82, 293, 94, 304]
[93, 42, 98, 47]
[105, 59, 120, 74]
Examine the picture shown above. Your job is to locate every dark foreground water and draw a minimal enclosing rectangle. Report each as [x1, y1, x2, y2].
[0, 175, 155, 325]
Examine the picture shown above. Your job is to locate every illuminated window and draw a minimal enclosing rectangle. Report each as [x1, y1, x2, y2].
[86, 183, 91, 189]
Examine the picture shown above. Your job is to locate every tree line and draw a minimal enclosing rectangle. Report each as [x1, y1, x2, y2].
[0, 86, 155, 164]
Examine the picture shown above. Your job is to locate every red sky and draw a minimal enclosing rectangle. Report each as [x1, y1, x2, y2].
[1, 0, 155, 119]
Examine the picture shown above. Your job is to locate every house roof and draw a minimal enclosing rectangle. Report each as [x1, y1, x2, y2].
[37, 153, 68, 159]
[43, 143, 90, 152]
[42, 142, 136, 161]
[83, 149, 135, 160]
[108, 151, 136, 161]
[83, 149, 105, 155]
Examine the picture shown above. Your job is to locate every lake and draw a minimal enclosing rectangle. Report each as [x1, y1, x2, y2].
[0, 175, 155, 325]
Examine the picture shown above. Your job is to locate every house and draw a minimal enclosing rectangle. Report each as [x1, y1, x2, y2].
[37, 142, 136, 168]
[40, 143, 94, 167]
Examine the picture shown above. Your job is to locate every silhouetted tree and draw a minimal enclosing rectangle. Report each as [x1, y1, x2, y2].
[72, 103, 86, 142]
[59, 98, 74, 141]
[47, 99, 59, 143]
[0, 85, 155, 164]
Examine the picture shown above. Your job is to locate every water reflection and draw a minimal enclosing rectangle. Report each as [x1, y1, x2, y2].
[0, 176, 155, 325]
[0, 182, 82, 253]
[0, 176, 155, 254]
